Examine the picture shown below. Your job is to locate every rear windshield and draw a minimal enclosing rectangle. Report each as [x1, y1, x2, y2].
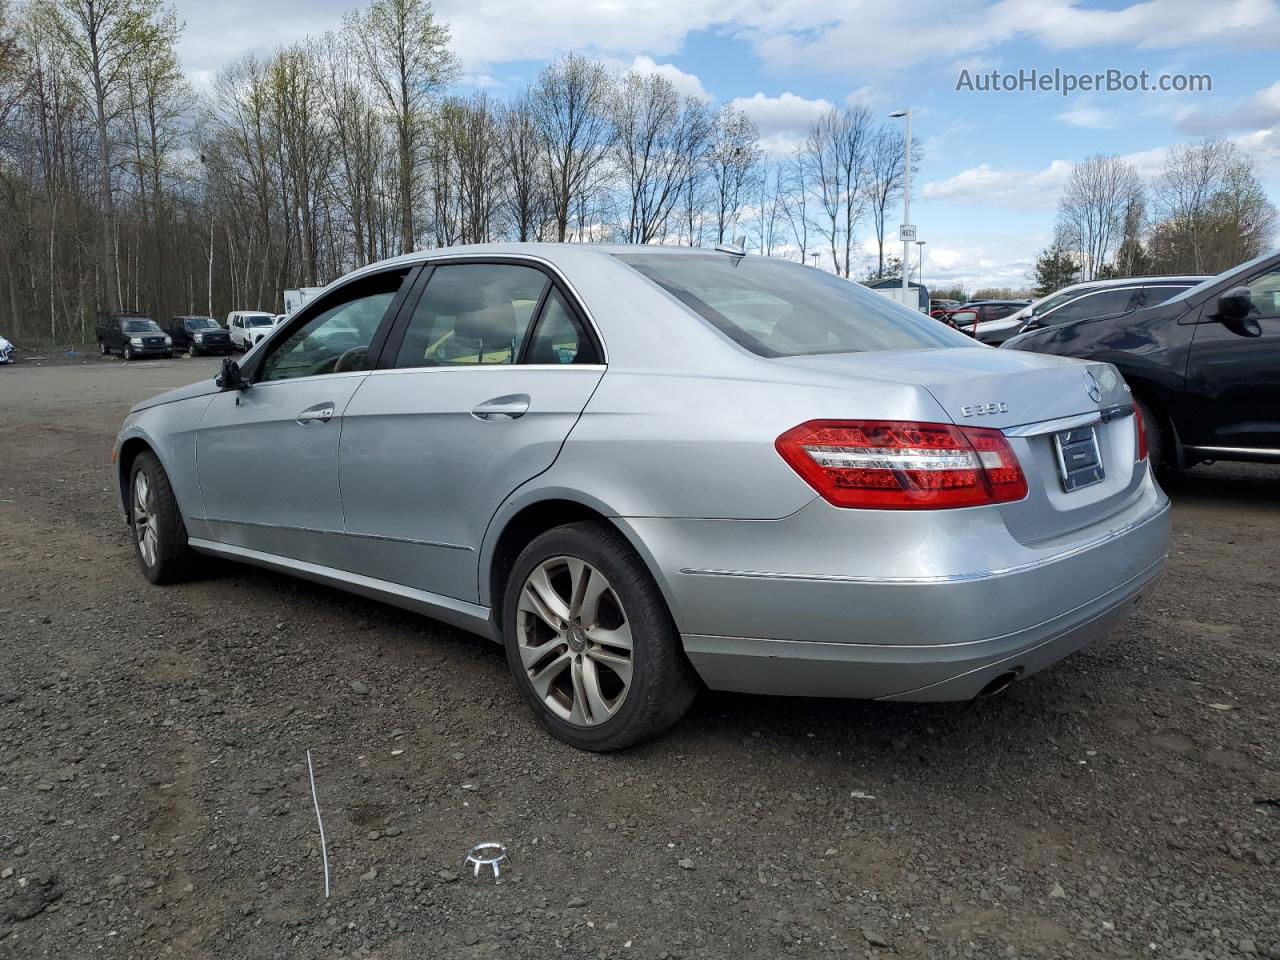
[616, 253, 969, 357]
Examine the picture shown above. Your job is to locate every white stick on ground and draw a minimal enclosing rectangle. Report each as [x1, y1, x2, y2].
[306, 749, 331, 898]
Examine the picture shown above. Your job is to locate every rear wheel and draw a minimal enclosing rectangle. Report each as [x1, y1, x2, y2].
[502, 522, 698, 751]
[129, 451, 196, 584]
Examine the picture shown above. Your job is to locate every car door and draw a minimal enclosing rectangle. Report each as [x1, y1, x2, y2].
[195, 266, 413, 567]
[339, 260, 606, 602]
[1184, 263, 1280, 451]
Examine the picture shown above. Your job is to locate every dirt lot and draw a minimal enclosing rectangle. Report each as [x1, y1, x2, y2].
[1, 356, 1277, 960]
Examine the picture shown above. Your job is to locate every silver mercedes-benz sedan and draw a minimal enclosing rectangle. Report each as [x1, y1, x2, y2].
[113, 244, 1170, 750]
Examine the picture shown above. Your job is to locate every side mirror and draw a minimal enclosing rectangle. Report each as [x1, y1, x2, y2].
[1215, 286, 1261, 337]
[216, 357, 247, 390]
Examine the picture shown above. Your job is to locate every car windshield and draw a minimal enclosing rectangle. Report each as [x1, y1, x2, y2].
[185, 317, 218, 329]
[616, 254, 969, 357]
[246, 315, 275, 327]
[122, 319, 161, 333]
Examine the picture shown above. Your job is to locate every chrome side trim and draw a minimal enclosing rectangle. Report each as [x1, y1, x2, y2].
[203, 516, 473, 551]
[678, 502, 1169, 585]
[1003, 404, 1131, 438]
[187, 538, 494, 638]
[1186, 445, 1280, 459]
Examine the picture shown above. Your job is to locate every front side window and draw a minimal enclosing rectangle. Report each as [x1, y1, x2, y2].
[258, 269, 407, 382]
[617, 253, 968, 357]
[393, 263, 548, 368]
[1243, 265, 1280, 318]
[1041, 288, 1138, 326]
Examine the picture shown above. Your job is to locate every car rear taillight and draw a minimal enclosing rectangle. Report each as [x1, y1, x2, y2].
[1133, 402, 1148, 462]
[775, 420, 1028, 510]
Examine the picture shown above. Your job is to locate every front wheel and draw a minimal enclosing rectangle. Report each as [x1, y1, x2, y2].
[129, 451, 196, 584]
[502, 522, 698, 751]
[123, 344, 134, 361]
[100, 340, 109, 356]
[1134, 395, 1170, 473]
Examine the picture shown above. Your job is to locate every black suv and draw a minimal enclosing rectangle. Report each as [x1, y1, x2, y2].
[1003, 251, 1280, 470]
[96, 313, 173, 360]
[162, 315, 232, 355]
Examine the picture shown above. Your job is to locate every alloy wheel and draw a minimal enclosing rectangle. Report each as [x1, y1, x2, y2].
[132, 469, 159, 569]
[515, 557, 634, 727]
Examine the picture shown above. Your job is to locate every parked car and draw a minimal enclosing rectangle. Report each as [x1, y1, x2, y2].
[929, 298, 961, 318]
[0, 333, 12, 364]
[163, 316, 233, 356]
[1003, 251, 1280, 470]
[97, 313, 173, 360]
[114, 244, 1169, 750]
[226, 311, 278, 351]
[944, 300, 1031, 341]
[990, 275, 1209, 345]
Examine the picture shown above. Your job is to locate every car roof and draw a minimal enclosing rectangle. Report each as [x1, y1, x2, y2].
[1054, 274, 1209, 293]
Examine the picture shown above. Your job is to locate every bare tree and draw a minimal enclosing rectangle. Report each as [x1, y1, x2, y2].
[1056, 153, 1143, 280]
[865, 124, 916, 277]
[530, 53, 613, 243]
[805, 105, 872, 277]
[707, 105, 759, 245]
[779, 148, 814, 263]
[348, 0, 455, 254]
[610, 70, 710, 243]
[501, 94, 547, 241]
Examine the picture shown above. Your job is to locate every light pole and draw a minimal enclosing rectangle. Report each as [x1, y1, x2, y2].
[915, 239, 927, 291]
[889, 108, 912, 297]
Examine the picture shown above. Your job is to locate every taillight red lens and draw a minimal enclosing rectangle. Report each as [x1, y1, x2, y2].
[1133, 402, 1148, 461]
[776, 419, 1028, 510]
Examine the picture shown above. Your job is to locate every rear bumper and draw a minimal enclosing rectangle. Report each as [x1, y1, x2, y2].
[619, 477, 1170, 701]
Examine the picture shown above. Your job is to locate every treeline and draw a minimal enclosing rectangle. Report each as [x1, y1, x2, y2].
[0, 0, 915, 345]
[1033, 138, 1276, 293]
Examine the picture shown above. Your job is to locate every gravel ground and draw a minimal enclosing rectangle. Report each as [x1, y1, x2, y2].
[1, 356, 1277, 960]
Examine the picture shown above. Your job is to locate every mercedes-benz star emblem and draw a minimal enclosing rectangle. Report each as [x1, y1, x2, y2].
[1083, 370, 1103, 403]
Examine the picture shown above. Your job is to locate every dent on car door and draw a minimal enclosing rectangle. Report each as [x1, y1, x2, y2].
[1185, 264, 1280, 450]
[194, 267, 412, 567]
[339, 261, 605, 602]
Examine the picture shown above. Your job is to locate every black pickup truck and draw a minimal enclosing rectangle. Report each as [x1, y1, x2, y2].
[162, 315, 232, 355]
[96, 313, 172, 360]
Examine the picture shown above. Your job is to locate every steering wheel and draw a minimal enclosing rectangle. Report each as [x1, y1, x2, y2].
[332, 346, 368, 373]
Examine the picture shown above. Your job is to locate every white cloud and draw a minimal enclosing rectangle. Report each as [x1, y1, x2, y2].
[1056, 106, 1116, 129]
[625, 56, 708, 100]
[922, 159, 1073, 209]
[461, 73, 501, 88]
[729, 91, 834, 152]
[1176, 80, 1280, 135]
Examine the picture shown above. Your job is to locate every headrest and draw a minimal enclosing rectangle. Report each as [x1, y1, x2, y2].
[455, 302, 516, 347]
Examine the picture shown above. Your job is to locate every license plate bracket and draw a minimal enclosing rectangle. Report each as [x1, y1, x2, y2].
[1053, 426, 1105, 492]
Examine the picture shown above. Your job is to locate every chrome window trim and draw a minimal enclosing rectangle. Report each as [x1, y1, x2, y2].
[364, 364, 606, 377]
[678, 502, 1169, 586]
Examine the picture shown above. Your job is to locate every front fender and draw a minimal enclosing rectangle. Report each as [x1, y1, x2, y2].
[114, 396, 216, 536]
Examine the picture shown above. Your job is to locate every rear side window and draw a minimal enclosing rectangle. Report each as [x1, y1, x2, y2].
[394, 263, 547, 368]
[617, 253, 968, 357]
[525, 289, 600, 364]
[1136, 284, 1192, 307]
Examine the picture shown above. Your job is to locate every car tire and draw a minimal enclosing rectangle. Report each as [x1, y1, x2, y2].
[123, 344, 134, 361]
[1133, 394, 1169, 473]
[502, 521, 699, 751]
[128, 451, 196, 585]
[100, 340, 109, 356]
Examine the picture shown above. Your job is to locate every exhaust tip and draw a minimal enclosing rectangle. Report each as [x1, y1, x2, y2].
[977, 669, 1022, 699]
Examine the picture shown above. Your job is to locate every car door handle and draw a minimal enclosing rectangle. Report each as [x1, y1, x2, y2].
[296, 404, 336, 425]
[471, 394, 530, 421]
